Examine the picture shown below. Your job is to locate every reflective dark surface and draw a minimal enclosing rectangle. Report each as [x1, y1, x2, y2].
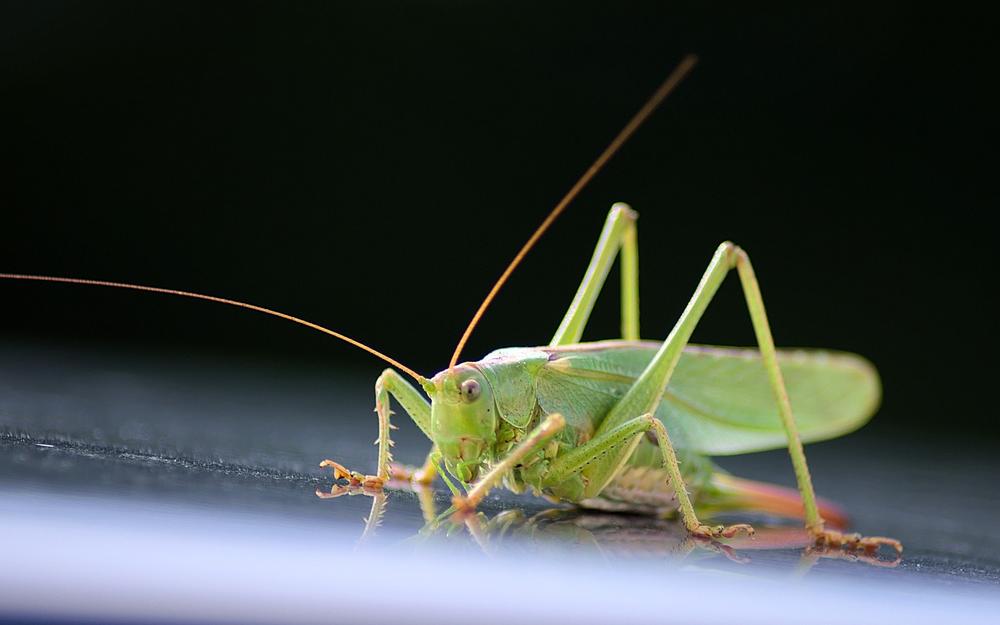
[2, 342, 998, 624]
[2, 2, 995, 622]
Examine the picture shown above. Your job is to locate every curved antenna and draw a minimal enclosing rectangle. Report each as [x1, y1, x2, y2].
[0, 273, 424, 382]
[448, 55, 698, 368]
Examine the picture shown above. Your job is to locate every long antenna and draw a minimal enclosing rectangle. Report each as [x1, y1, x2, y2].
[448, 55, 698, 368]
[0, 273, 424, 382]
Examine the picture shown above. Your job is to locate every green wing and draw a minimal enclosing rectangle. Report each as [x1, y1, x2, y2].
[535, 342, 881, 456]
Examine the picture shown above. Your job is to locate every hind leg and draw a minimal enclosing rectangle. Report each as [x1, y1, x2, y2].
[565, 242, 899, 553]
[550, 202, 640, 345]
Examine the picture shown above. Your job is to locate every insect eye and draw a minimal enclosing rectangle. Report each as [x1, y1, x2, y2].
[460, 379, 481, 402]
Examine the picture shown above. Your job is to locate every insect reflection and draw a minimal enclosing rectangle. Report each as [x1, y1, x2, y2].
[316, 481, 901, 571]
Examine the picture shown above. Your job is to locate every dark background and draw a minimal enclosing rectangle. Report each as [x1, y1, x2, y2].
[1, 2, 995, 437]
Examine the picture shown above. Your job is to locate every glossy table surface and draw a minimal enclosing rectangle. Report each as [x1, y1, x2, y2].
[2, 341, 998, 624]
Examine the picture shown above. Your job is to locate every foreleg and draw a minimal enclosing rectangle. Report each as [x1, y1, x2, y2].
[321, 368, 433, 488]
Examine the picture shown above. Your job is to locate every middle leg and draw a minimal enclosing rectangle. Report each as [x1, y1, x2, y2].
[543, 412, 752, 538]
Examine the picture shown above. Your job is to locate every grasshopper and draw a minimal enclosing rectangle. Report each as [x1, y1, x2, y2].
[1, 56, 900, 555]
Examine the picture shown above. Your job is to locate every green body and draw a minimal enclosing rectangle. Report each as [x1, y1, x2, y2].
[440, 339, 878, 512]
[355, 203, 896, 548]
[1, 198, 892, 545]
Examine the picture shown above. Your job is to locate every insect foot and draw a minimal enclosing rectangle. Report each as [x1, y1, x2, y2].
[690, 523, 756, 540]
[451, 494, 478, 516]
[388, 462, 435, 485]
[320, 459, 385, 489]
[811, 528, 903, 557]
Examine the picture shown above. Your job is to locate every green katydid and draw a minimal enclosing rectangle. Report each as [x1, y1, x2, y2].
[0, 55, 901, 555]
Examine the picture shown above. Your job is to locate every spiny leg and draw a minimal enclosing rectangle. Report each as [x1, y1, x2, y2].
[453, 413, 566, 512]
[357, 490, 389, 545]
[545, 413, 752, 539]
[578, 241, 897, 551]
[646, 416, 754, 540]
[321, 367, 433, 489]
[314, 482, 389, 547]
[732, 246, 900, 554]
[551, 203, 640, 345]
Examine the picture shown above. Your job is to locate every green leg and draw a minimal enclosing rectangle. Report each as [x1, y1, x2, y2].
[544, 412, 751, 539]
[454, 413, 566, 511]
[545, 414, 658, 484]
[321, 367, 433, 487]
[580, 242, 898, 550]
[550, 203, 640, 345]
[731, 250, 821, 529]
[391, 447, 440, 485]
[645, 416, 753, 539]
[572, 243, 734, 502]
